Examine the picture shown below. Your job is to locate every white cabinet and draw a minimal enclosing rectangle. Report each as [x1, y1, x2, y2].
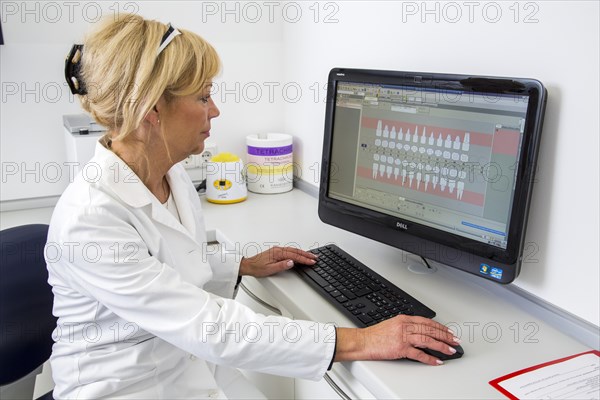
[234, 277, 295, 399]
[236, 277, 376, 400]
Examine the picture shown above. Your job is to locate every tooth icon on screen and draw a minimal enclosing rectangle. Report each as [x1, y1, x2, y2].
[440, 177, 447, 192]
[445, 135, 452, 149]
[405, 129, 411, 143]
[413, 129, 419, 143]
[449, 180, 456, 194]
[373, 163, 378, 179]
[453, 136, 461, 150]
[425, 174, 430, 191]
[462, 133, 470, 151]
[390, 126, 397, 140]
[432, 175, 438, 190]
[386, 165, 392, 179]
[383, 125, 389, 138]
[379, 164, 385, 177]
[429, 133, 435, 146]
[376, 120, 382, 137]
[437, 134, 443, 147]
[457, 181, 465, 200]
[398, 128, 404, 141]
[408, 171, 414, 187]
[402, 169, 407, 185]
[416, 172, 422, 190]
[421, 127, 427, 144]
[374, 154, 380, 161]
[394, 167, 399, 180]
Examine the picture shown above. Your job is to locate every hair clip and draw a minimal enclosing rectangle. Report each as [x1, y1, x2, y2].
[65, 44, 87, 95]
[157, 23, 181, 56]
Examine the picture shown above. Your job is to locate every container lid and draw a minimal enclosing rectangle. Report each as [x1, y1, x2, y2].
[246, 133, 292, 148]
[210, 152, 241, 162]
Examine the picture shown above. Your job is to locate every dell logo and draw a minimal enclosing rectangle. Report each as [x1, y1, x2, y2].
[396, 222, 408, 230]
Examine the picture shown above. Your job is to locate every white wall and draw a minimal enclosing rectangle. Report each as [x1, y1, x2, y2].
[1, 1, 598, 326]
[281, 1, 600, 326]
[1, 1, 284, 200]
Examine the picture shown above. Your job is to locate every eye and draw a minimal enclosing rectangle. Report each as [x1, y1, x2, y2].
[198, 95, 210, 104]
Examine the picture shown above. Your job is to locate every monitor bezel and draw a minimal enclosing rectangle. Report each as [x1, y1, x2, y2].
[318, 68, 547, 284]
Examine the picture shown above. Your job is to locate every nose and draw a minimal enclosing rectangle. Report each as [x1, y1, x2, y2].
[208, 97, 220, 119]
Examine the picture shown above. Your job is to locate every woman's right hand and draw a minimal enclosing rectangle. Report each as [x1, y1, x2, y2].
[334, 315, 461, 365]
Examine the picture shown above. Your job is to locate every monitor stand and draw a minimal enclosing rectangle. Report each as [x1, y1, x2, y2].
[405, 254, 438, 275]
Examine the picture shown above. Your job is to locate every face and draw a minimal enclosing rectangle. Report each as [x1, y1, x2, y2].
[159, 83, 220, 161]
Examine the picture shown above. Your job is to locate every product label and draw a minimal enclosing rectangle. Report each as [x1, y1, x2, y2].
[247, 145, 292, 156]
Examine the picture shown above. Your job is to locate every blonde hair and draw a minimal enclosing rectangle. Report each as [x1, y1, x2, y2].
[78, 14, 220, 141]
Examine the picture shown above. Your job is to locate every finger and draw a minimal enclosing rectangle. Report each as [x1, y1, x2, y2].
[401, 316, 460, 344]
[257, 260, 294, 277]
[276, 259, 295, 271]
[409, 334, 457, 357]
[282, 247, 319, 260]
[405, 347, 442, 366]
[279, 247, 318, 264]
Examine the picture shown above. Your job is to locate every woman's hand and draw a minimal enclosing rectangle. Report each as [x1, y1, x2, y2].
[239, 246, 318, 278]
[334, 315, 461, 365]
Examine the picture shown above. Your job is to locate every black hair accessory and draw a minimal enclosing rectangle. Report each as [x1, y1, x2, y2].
[65, 44, 87, 95]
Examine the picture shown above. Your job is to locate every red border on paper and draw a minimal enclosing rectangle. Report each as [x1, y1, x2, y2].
[489, 350, 600, 400]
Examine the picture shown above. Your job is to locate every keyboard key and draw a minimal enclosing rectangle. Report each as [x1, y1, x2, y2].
[304, 268, 329, 287]
[357, 313, 373, 324]
[352, 287, 372, 297]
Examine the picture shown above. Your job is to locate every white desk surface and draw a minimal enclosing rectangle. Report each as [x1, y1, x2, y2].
[1, 190, 592, 399]
[200, 189, 592, 399]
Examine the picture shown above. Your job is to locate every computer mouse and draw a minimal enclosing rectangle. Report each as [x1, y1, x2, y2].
[421, 344, 464, 361]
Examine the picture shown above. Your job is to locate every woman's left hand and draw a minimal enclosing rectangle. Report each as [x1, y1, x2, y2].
[239, 247, 318, 278]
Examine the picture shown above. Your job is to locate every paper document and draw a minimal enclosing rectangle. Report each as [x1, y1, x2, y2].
[489, 350, 599, 399]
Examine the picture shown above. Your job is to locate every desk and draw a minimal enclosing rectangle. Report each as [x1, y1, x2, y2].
[201, 188, 591, 399]
[0, 189, 593, 399]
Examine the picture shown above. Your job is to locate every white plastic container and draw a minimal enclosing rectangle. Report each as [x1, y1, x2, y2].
[246, 133, 293, 194]
[205, 153, 247, 204]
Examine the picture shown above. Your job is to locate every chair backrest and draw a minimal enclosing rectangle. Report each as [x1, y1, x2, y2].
[0, 224, 56, 386]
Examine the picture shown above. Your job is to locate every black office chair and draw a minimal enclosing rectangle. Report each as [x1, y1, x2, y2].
[0, 224, 56, 399]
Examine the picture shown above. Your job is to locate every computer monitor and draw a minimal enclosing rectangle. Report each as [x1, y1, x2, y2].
[318, 68, 547, 284]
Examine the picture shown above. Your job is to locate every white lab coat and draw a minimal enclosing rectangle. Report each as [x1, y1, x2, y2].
[45, 142, 336, 399]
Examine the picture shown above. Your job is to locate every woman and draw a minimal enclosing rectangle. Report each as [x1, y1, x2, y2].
[48, 14, 460, 399]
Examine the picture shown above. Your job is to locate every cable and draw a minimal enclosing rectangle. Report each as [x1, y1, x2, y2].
[421, 256, 433, 270]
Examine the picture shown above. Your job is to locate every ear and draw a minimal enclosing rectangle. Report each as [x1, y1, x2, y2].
[144, 105, 160, 126]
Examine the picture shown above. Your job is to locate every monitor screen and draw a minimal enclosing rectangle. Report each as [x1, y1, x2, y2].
[318, 69, 547, 283]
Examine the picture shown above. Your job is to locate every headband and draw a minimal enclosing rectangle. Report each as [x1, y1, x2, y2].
[65, 44, 86, 95]
[157, 23, 181, 56]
